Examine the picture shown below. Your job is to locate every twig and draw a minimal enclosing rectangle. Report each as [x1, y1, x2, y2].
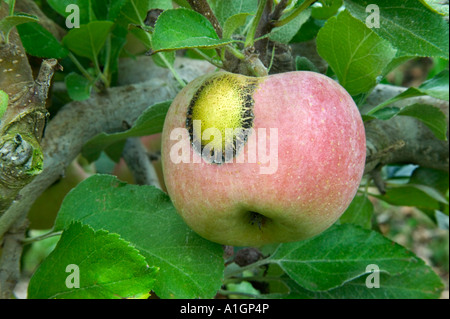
[253, 0, 273, 66]
[270, 0, 289, 21]
[0, 218, 27, 298]
[245, 0, 269, 48]
[273, 0, 317, 27]
[122, 137, 161, 188]
[369, 165, 386, 195]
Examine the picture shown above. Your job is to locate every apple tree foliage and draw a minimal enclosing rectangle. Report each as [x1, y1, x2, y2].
[1, 0, 448, 299]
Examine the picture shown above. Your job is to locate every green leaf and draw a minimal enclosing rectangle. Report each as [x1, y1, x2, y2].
[418, 70, 449, 101]
[54, 175, 224, 299]
[0, 13, 38, 41]
[151, 51, 176, 69]
[28, 222, 158, 299]
[290, 17, 324, 43]
[270, 8, 311, 44]
[311, 0, 343, 20]
[397, 103, 448, 141]
[91, 0, 127, 21]
[295, 56, 320, 72]
[151, 8, 234, 53]
[211, 0, 258, 27]
[47, 0, 96, 25]
[282, 262, 444, 298]
[65, 72, 92, 101]
[62, 21, 114, 61]
[223, 12, 251, 40]
[340, 195, 374, 229]
[316, 10, 397, 95]
[362, 107, 400, 121]
[266, 224, 428, 292]
[407, 184, 449, 205]
[374, 184, 441, 210]
[16, 22, 69, 59]
[409, 167, 449, 196]
[100, 25, 128, 74]
[344, 0, 449, 60]
[81, 100, 171, 162]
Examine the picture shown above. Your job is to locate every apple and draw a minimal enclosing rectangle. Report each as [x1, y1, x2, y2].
[161, 71, 366, 247]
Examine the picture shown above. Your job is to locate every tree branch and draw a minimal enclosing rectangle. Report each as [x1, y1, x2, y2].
[362, 84, 449, 174]
[0, 218, 27, 298]
[1, 3, 60, 214]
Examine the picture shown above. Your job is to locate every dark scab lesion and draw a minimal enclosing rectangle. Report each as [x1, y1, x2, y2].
[186, 75, 259, 164]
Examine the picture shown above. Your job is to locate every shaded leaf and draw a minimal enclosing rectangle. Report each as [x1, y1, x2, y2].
[0, 13, 38, 40]
[65, 72, 92, 101]
[398, 103, 448, 141]
[311, 0, 343, 20]
[47, 0, 95, 25]
[82, 100, 171, 162]
[340, 195, 374, 229]
[91, 0, 127, 21]
[62, 21, 114, 61]
[374, 184, 441, 210]
[270, 8, 311, 44]
[17, 22, 69, 58]
[409, 167, 449, 196]
[223, 12, 251, 40]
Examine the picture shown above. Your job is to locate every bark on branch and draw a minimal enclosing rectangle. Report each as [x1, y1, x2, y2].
[1, 3, 60, 214]
[363, 85, 449, 174]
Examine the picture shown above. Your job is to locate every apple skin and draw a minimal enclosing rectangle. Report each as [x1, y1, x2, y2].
[161, 71, 366, 247]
